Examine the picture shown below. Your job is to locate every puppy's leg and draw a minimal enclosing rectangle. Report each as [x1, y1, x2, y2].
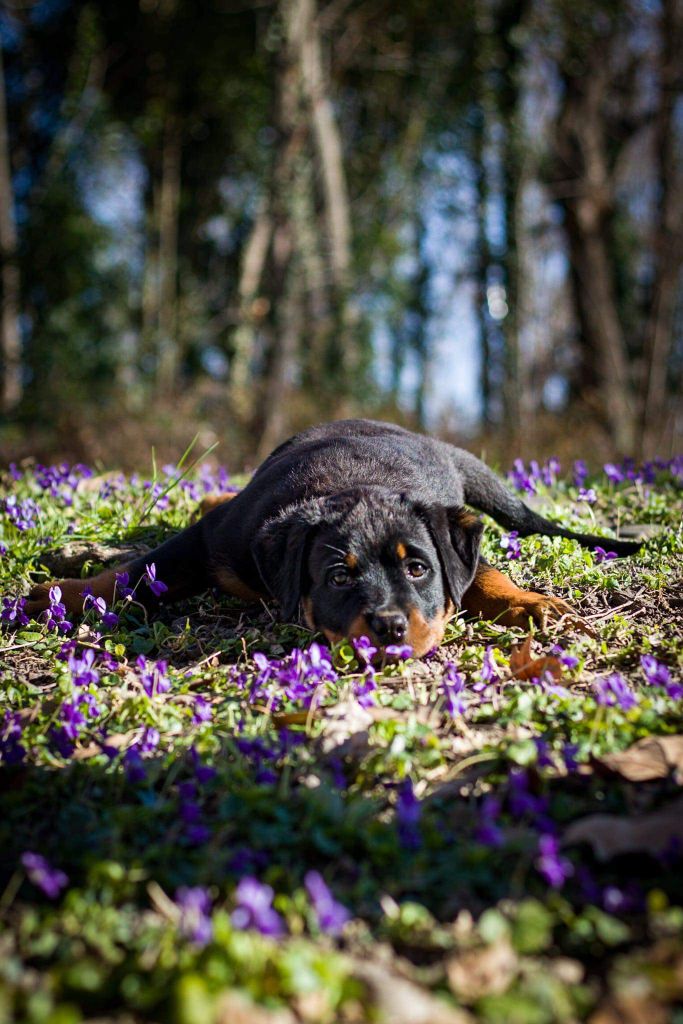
[25, 519, 213, 620]
[461, 560, 576, 629]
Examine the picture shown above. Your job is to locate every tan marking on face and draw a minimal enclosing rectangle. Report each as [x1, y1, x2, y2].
[302, 596, 315, 629]
[321, 613, 371, 649]
[214, 566, 265, 603]
[406, 606, 451, 656]
[344, 552, 358, 569]
[396, 541, 407, 560]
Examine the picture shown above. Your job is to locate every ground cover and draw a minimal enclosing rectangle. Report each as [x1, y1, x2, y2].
[1, 452, 682, 1023]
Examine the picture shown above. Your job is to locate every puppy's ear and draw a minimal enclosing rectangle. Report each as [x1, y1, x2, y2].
[419, 506, 483, 607]
[251, 500, 325, 621]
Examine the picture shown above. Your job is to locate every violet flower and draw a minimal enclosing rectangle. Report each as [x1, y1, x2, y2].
[577, 488, 597, 504]
[144, 563, 168, 598]
[384, 643, 413, 660]
[594, 673, 638, 712]
[193, 696, 213, 724]
[442, 662, 466, 716]
[21, 852, 68, 898]
[594, 546, 618, 564]
[475, 795, 504, 847]
[573, 459, 588, 487]
[67, 648, 99, 688]
[500, 531, 521, 560]
[535, 834, 573, 889]
[0, 710, 26, 764]
[304, 871, 350, 936]
[231, 876, 284, 936]
[136, 655, 171, 697]
[1, 595, 29, 628]
[352, 635, 378, 664]
[43, 585, 72, 634]
[641, 655, 682, 700]
[396, 779, 422, 850]
[176, 886, 213, 946]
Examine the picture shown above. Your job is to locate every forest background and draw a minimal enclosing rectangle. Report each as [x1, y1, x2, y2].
[0, 0, 681, 471]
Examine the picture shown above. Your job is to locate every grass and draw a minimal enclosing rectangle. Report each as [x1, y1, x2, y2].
[1, 454, 682, 1024]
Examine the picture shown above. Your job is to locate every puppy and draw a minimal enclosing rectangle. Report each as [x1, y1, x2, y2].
[26, 419, 640, 656]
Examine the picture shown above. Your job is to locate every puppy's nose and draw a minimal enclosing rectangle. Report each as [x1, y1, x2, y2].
[368, 610, 408, 644]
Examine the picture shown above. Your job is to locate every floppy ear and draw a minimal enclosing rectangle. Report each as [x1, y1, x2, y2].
[251, 500, 325, 621]
[419, 506, 484, 607]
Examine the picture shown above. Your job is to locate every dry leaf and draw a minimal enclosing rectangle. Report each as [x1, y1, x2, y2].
[447, 938, 518, 1001]
[352, 960, 474, 1024]
[597, 736, 683, 784]
[71, 732, 133, 760]
[564, 796, 683, 860]
[509, 636, 563, 682]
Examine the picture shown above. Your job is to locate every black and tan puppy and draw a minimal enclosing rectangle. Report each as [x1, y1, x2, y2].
[26, 419, 640, 656]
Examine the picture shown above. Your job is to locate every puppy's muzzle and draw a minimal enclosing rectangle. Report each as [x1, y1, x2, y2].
[367, 609, 408, 645]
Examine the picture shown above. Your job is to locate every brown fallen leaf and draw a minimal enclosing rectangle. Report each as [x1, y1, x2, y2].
[564, 795, 683, 860]
[71, 732, 134, 760]
[597, 735, 683, 784]
[447, 938, 518, 1001]
[509, 636, 563, 682]
[352, 960, 474, 1024]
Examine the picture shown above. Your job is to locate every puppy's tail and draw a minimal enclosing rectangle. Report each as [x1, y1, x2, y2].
[456, 450, 642, 557]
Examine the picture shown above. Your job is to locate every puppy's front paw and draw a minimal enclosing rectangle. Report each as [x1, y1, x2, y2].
[505, 592, 593, 635]
[24, 579, 88, 620]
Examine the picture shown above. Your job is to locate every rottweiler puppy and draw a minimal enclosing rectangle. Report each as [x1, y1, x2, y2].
[25, 419, 640, 656]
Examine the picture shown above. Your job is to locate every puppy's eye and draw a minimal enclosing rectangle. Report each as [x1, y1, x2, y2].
[405, 561, 428, 579]
[328, 569, 353, 588]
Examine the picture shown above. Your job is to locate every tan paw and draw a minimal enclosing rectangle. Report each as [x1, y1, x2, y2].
[25, 578, 88, 619]
[503, 593, 592, 634]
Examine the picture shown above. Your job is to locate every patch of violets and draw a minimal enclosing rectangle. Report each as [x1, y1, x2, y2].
[43, 586, 72, 634]
[594, 672, 639, 711]
[136, 655, 171, 697]
[1, 594, 29, 628]
[508, 453, 682, 496]
[500, 530, 521, 560]
[4, 495, 40, 531]
[508, 456, 560, 495]
[21, 852, 69, 899]
[641, 655, 682, 700]
[231, 876, 284, 936]
[304, 870, 350, 936]
[175, 886, 213, 946]
[250, 642, 338, 709]
[34, 462, 92, 504]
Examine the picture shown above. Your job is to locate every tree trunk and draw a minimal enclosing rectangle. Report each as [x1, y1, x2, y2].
[552, 62, 637, 453]
[156, 113, 181, 395]
[229, 198, 272, 416]
[0, 44, 22, 415]
[641, 0, 683, 455]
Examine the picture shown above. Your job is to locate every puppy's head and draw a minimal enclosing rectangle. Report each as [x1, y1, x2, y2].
[252, 487, 482, 656]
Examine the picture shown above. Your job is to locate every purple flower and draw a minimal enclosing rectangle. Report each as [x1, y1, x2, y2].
[384, 643, 413, 660]
[573, 460, 588, 488]
[4, 495, 39, 531]
[541, 457, 561, 487]
[442, 662, 466, 716]
[84, 593, 119, 629]
[354, 669, 377, 707]
[144, 563, 168, 598]
[43, 585, 73, 634]
[136, 655, 170, 697]
[594, 673, 639, 712]
[21, 852, 68, 898]
[176, 886, 213, 946]
[500, 531, 521, 560]
[508, 459, 537, 496]
[140, 727, 160, 754]
[193, 696, 213, 724]
[604, 463, 625, 484]
[352, 635, 378, 664]
[231, 877, 284, 937]
[593, 546, 618, 564]
[535, 834, 573, 888]
[562, 743, 579, 773]
[59, 700, 87, 740]
[1, 595, 29, 628]
[641, 655, 682, 700]
[0, 710, 26, 764]
[577, 488, 597, 504]
[304, 871, 350, 936]
[396, 779, 421, 850]
[114, 571, 133, 599]
[475, 795, 504, 847]
[550, 645, 579, 670]
[472, 645, 499, 692]
[67, 648, 99, 688]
